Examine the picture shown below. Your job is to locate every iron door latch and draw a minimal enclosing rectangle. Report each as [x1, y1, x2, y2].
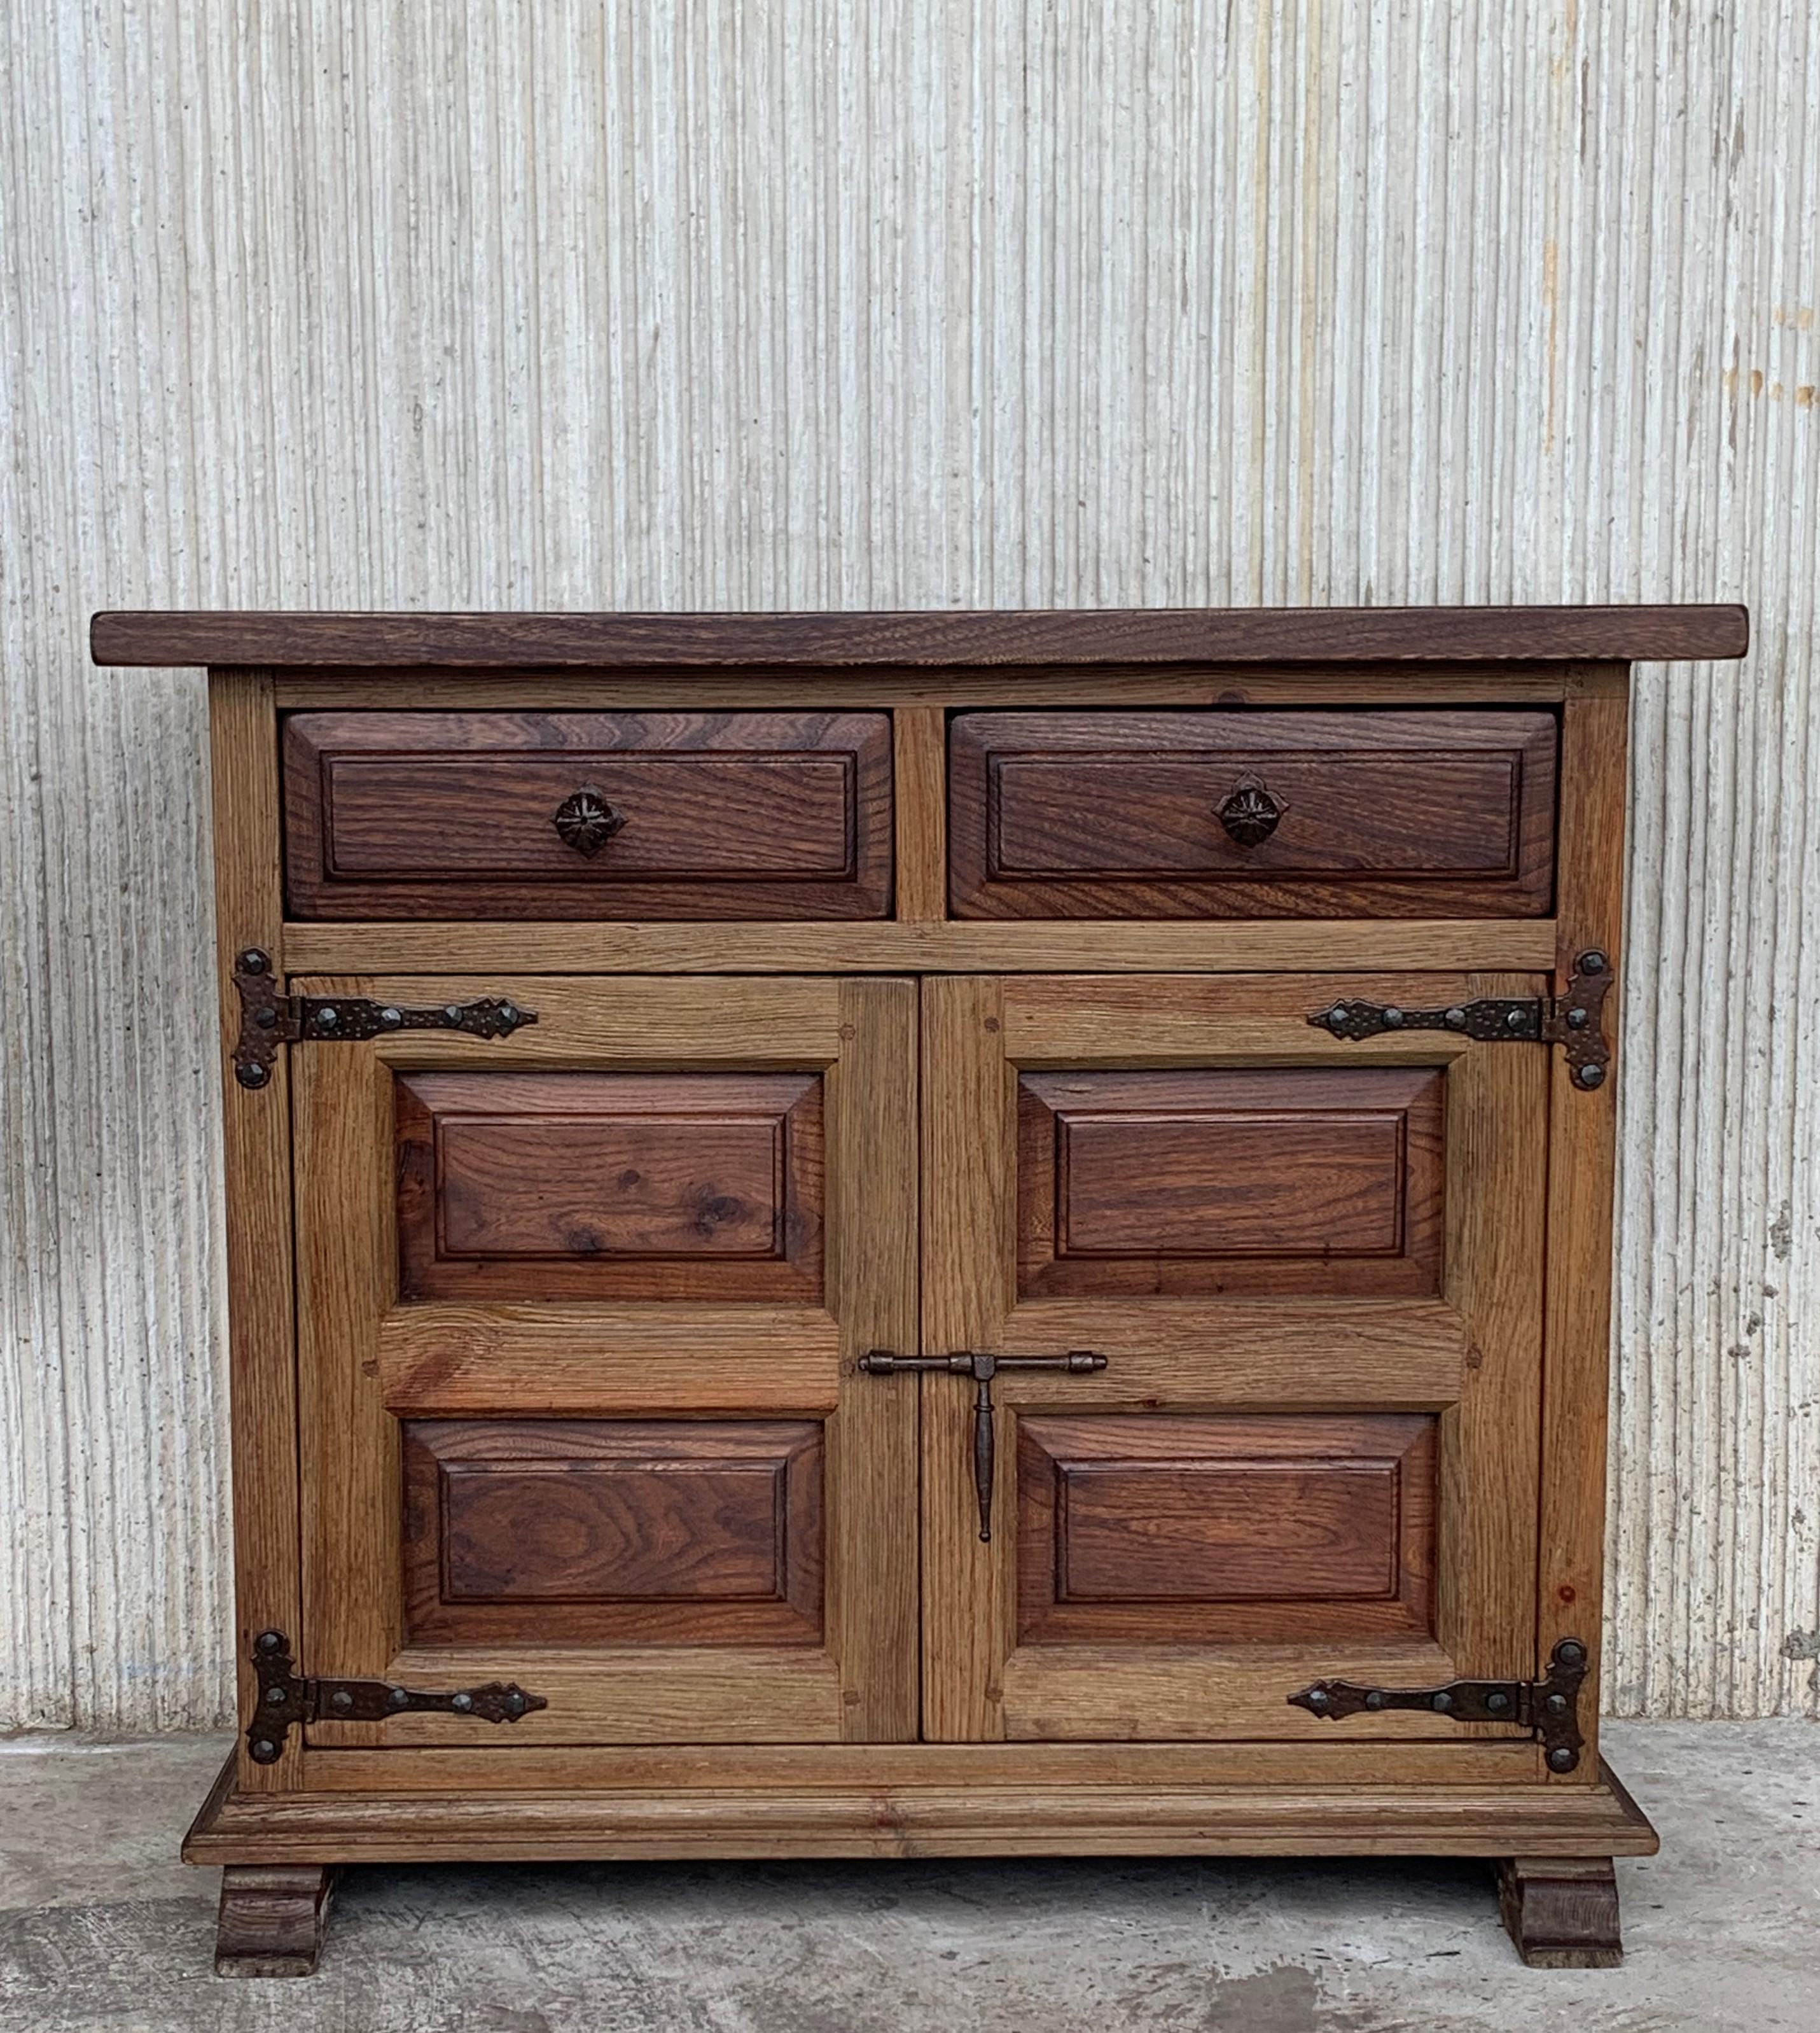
[1308, 950, 1614, 1091]
[859, 1350, 1108, 1542]
[244, 1630, 547, 1763]
[1288, 1637, 1590, 1772]
[231, 948, 536, 1089]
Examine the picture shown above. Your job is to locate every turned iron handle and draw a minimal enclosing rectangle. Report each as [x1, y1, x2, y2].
[859, 1350, 1108, 1540]
[552, 785, 627, 856]
[1216, 771, 1285, 846]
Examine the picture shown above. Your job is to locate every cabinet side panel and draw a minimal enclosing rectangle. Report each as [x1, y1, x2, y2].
[209, 669, 302, 1792]
[1541, 675, 1630, 1771]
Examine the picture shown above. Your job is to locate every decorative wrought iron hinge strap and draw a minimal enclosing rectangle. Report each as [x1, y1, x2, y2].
[1308, 950, 1614, 1091]
[244, 1630, 546, 1764]
[859, 1350, 1106, 1542]
[1288, 1637, 1590, 1772]
[232, 948, 536, 1089]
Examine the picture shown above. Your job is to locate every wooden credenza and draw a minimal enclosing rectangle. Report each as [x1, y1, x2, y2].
[94, 604, 1748, 1976]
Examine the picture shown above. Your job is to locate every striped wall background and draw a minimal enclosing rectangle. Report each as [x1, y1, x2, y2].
[3, 2, 1816, 1729]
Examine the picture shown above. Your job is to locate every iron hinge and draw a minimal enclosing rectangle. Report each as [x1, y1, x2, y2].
[1288, 1637, 1590, 1772]
[244, 1630, 547, 1763]
[230, 948, 536, 1090]
[1308, 949, 1614, 1091]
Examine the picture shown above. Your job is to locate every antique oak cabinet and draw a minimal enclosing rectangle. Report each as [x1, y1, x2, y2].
[94, 604, 1748, 1976]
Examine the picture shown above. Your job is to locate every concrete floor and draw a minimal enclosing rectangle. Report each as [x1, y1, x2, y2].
[0, 1723, 1814, 2032]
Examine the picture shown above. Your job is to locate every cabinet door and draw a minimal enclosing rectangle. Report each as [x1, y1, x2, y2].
[293, 975, 917, 1748]
[920, 974, 1546, 1753]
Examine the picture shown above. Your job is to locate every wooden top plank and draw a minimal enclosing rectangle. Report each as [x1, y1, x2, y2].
[90, 604, 1749, 670]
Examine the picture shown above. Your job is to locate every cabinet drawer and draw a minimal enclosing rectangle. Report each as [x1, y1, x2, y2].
[282, 709, 893, 919]
[948, 709, 1557, 918]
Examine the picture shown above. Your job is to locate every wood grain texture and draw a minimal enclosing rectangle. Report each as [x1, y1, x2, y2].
[300, 1738, 1543, 1794]
[305, 1646, 843, 1747]
[282, 916, 1561, 977]
[997, 1640, 1493, 1742]
[91, 604, 1750, 667]
[994, 1297, 1467, 1405]
[283, 709, 893, 921]
[1017, 1066, 1444, 1297]
[1497, 1855, 1624, 1967]
[293, 977, 403, 1703]
[929, 970, 1543, 1744]
[920, 975, 1015, 1740]
[206, 671, 304, 1792]
[823, 978, 922, 1740]
[950, 709, 1558, 918]
[368, 974, 845, 1070]
[891, 706, 948, 921]
[293, 972, 910, 1748]
[998, 972, 1484, 1070]
[394, 1070, 824, 1301]
[1540, 688, 1629, 1768]
[213, 1864, 337, 1979]
[1015, 1413, 1436, 1644]
[184, 1757, 1661, 1864]
[268, 667, 1605, 709]
[1431, 977, 1550, 1687]
[401, 1419, 823, 1646]
[379, 1305, 842, 1416]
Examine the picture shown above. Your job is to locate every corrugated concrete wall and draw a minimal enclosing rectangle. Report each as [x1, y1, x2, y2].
[3, 4, 1815, 1731]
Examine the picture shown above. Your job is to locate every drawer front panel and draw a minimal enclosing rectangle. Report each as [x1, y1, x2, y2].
[1017, 1066, 1444, 1297]
[284, 709, 893, 918]
[403, 1418, 824, 1646]
[1015, 1412, 1436, 1645]
[395, 1070, 824, 1302]
[949, 708, 1557, 917]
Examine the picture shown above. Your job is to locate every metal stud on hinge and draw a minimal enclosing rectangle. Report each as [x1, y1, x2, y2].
[1308, 951, 1614, 1091]
[230, 949, 536, 1090]
[1288, 1637, 1590, 1772]
[243, 1630, 547, 1764]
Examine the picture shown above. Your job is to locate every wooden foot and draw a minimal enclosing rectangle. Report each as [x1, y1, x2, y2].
[1497, 1855, 1623, 1967]
[214, 1864, 338, 1978]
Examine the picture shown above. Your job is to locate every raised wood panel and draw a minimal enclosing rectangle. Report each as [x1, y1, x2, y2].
[950, 709, 1558, 918]
[394, 1072, 823, 1301]
[1017, 1067, 1444, 1297]
[283, 709, 893, 920]
[402, 1420, 823, 1646]
[1015, 1413, 1436, 1645]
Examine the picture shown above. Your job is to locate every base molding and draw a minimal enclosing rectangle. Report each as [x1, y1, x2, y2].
[186, 1752, 1657, 1866]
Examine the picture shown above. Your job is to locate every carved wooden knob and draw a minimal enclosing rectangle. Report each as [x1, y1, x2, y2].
[1216, 772, 1284, 846]
[552, 786, 626, 856]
